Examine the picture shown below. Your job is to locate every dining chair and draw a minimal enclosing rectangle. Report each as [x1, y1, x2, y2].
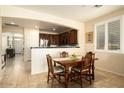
[90, 52, 97, 80]
[53, 51, 69, 67]
[70, 52, 93, 87]
[60, 51, 69, 58]
[46, 54, 65, 87]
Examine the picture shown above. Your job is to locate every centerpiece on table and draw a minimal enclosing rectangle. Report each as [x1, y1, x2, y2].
[70, 53, 78, 60]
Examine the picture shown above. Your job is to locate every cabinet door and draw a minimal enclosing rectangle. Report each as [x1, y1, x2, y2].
[54, 35, 59, 45]
[69, 30, 77, 44]
[52, 35, 55, 45]
[59, 34, 63, 45]
[61, 32, 68, 45]
[49, 34, 53, 45]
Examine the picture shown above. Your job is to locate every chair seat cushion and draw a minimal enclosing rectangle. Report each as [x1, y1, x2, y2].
[71, 66, 80, 72]
[54, 66, 64, 73]
[71, 66, 89, 72]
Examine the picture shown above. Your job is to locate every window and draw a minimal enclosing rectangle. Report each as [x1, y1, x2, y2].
[108, 20, 120, 50]
[96, 24, 105, 50]
[95, 17, 121, 53]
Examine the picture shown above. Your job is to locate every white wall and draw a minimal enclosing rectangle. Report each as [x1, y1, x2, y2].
[0, 17, 2, 73]
[85, 8, 124, 76]
[24, 28, 39, 62]
[2, 33, 7, 53]
[14, 38, 23, 54]
[95, 52, 124, 76]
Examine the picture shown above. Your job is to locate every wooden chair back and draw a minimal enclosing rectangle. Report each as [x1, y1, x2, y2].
[91, 52, 95, 65]
[82, 52, 93, 69]
[46, 54, 54, 74]
[60, 51, 69, 58]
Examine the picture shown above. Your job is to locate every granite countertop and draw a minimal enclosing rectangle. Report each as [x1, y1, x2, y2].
[31, 46, 80, 49]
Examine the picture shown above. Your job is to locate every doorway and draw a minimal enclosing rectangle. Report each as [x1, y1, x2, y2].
[2, 26, 24, 70]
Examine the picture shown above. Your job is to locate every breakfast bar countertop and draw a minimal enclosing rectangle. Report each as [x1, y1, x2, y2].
[30, 46, 80, 49]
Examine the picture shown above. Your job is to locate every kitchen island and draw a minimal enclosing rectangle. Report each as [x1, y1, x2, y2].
[31, 46, 83, 75]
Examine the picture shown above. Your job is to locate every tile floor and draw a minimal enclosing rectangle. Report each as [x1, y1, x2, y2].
[0, 54, 124, 88]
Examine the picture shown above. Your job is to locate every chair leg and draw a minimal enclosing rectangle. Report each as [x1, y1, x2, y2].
[58, 75, 62, 83]
[80, 74, 83, 88]
[59, 75, 60, 81]
[67, 75, 70, 81]
[70, 73, 72, 82]
[51, 78, 54, 88]
[74, 72, 76, 80]
[71, 71, 76, 81]
[89, 70, 92, 84]
[47, 72, 50, 83]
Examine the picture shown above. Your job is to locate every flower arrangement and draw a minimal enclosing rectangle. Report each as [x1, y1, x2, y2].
[70, 53, 77, 60]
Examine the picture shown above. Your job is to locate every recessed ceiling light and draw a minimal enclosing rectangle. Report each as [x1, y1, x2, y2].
[10, 22, 15, 25]
[94, 5, 103, 8]
[53, 28, 56, 31]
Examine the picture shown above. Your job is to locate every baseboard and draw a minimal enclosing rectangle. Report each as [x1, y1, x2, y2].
[96, 67, 124, 77]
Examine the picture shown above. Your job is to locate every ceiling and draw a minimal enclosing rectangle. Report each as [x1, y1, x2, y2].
[2, 5, 124, 34]
[16, 5, 124, 22]
[2, 17, 72, 33]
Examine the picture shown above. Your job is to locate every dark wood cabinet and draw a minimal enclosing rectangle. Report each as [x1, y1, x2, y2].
[48, 34, 52, 46]
[68, 29, 77, 44]
[59, 29, 77, 45]
[59, 32, 69, 45]
[54, 35, 59, 45]
[39, 29, 77, 46]
[48, 35, 59, 45]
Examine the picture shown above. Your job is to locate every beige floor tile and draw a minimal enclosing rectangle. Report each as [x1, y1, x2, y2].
[0, 54, 124, 88]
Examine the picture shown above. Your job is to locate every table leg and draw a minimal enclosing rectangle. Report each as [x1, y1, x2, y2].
[64, 66, 69, 88]
[92, 61, 95, 80]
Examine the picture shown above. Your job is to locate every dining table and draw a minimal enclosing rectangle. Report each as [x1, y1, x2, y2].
[53, 56, 82, 88]
[53, 55, 98, 88]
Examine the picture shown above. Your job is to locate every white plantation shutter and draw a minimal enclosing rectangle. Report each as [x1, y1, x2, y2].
[96, 24, 105, 50]
[108, 20, 120, 50]
[95, 16, 124, 53]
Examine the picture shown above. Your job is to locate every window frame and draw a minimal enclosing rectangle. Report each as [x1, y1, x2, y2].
[94, 16, 122, 53]
[94, 22, 106, 52]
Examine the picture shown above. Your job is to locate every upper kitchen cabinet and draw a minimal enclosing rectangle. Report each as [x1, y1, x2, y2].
[59, 29, 77, 45]
[59, 32, 69, 45]
[50, 35, 59, 45]
[68, 29, 77, 44]
[53, 35, 59, 45]
[39, 29, 78, 46]
[39, 33, 59, 46]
